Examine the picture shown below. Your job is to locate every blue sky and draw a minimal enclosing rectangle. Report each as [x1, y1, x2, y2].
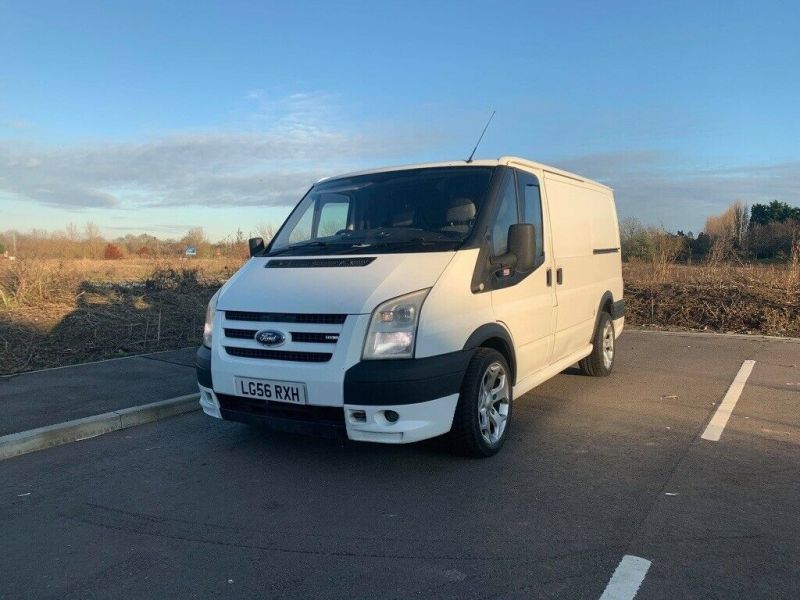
[2, 0, 799, 240]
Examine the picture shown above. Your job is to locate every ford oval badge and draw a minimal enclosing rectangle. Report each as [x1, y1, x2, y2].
[255, 329, 286, 347]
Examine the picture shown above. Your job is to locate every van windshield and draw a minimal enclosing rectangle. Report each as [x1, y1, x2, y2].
[268, 166, 495, 256]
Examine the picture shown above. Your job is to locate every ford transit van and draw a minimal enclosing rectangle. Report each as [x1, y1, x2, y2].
[196, 157, 624, 456]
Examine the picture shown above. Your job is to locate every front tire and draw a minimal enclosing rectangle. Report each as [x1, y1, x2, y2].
[579, 311, 615, 376]
[450, 348, 512, 457]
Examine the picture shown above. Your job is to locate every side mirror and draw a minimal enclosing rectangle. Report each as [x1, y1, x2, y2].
[248, 237, 265, 257]
[508, 223, 536, 272]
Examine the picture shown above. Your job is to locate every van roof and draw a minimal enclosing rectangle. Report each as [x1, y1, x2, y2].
[317, 156, 612, 191]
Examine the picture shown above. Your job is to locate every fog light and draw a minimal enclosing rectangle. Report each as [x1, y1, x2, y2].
[384, 410, 399, 423]
[350, 410, 367, 423]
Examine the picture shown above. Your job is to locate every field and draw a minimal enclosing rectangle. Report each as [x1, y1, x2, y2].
[1, 257, 799, 375]
[623, 260, 800, 336]
[0, 258, 239, 375]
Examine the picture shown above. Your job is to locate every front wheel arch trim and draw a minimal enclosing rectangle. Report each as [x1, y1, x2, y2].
[463, 323, 517, 385]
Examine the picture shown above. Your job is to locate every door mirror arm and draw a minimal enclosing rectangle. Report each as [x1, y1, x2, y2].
[490, 252, 518, 271]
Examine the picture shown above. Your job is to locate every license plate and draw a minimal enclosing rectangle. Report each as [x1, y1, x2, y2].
[234, 377, 307, 405]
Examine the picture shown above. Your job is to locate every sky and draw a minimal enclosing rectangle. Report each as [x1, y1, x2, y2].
[1, 0, 799, 241]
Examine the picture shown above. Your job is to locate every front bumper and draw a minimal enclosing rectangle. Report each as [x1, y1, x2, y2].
[196, 346, 471, 444]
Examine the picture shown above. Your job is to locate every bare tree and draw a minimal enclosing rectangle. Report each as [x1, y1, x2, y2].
[84, 221, 103, 258]
[731, 200, 749, 250]
[253, 223, 277, 242]
[705, 201, 749, 252]
[64, 222, 80, 241]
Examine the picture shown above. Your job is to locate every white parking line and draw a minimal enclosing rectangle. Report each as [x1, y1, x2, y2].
[701, 360, 756, 442]
[600, 555, 652, 600]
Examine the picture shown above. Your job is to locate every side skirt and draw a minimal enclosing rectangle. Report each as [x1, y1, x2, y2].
[512, 344, 593, 398]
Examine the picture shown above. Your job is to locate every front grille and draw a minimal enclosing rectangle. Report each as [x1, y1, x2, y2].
[225, 311, 347, 324]
[291, 332, 339, 344]
[224, 328, 257, 339]
[217, 393, 344, 426]
[224, 330, 339, 344]
[224, 347, 333, 362]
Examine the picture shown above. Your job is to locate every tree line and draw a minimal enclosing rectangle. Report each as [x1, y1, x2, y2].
[621, 200, 800, 263]
[3, 202, 797, 264]
[0, 223, 277, 260]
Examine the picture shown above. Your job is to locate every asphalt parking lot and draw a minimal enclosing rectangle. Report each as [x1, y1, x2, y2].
[1, 330, 798, 599]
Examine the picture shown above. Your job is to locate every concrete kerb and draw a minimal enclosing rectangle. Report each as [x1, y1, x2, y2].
[0, 393, 200, 461]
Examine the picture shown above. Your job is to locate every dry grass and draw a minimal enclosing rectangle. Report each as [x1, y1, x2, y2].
[623, 261, 800, 337]
[0, 258, 243, 374]
[1, 256, 798, 375]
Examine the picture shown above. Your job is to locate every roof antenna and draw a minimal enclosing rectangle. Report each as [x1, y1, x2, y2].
[466, 110, 496, 163]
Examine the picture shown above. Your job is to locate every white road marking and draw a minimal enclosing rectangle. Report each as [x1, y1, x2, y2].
[701, 360, 756, 441]
[600, 555, 652, 600]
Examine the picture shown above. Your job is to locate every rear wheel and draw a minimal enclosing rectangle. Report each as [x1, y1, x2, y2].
[579, 311, 615, 376]
[450, 348, 512, 457]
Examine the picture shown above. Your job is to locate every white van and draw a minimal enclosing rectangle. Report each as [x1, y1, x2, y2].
[196, 157, 624, 456]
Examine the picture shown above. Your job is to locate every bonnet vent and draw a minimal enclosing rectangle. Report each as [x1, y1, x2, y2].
[265, 257, 376, 268]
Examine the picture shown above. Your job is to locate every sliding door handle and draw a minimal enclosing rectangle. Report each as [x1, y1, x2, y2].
[556, 267, 563, 285]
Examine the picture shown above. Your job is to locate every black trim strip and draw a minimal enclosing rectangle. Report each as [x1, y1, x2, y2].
[463, 323, 516, 384]
[612, 299, 625, 320]
[593, 247, 620, 255]
[217, 394, 345, 439]
[225, 347, 332, 362]
[291, 332, 339, 344]
[344, 350, 471, 405]
[225, 311, 347, 324]
[224, 328, 257, 339]
[195, 345, 213, 388]
[266, 257, 376, 268]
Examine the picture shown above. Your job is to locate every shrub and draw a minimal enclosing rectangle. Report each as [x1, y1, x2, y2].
[620, 217, 654, 262]
[103, 243, 124, 260]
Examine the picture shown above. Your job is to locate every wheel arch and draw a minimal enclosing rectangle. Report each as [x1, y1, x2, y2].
[463, 323, 517, 385]
[591, 291, 615, 341]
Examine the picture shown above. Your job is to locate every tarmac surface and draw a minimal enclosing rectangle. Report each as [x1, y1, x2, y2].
[0, 349, 196, 436]
[1, 330, 798, 599]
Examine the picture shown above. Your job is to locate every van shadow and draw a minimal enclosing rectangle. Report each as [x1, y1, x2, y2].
[218, 390, 571, 465]
[560, 366, 584, 376]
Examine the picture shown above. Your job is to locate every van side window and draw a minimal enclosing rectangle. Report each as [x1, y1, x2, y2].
[491, 173, 519, 255]
[317, 199, 350, 236]
[287, 194, 351, 243]
[516, 170, 544, 258]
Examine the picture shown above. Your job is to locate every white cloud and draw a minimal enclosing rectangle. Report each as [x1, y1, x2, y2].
[0, 92, 440, 211]
[2, 93, 797, 234]
[552, 151, 800, 230]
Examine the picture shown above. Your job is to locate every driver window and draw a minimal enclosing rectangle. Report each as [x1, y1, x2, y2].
[517, 170, 545, 258]
[491, 173, 519, 255]
[317, 200, 349, 236]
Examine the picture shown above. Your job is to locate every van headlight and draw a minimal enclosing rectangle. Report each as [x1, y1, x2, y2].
[202, 290, 220, 348]
[363, 289, 430, 360]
